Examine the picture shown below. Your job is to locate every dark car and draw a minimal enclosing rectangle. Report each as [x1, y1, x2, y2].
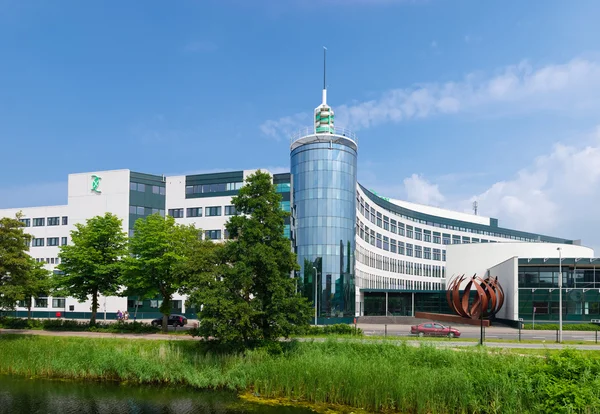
[151, 314, 187, 328]
[410, 322, 461, 338]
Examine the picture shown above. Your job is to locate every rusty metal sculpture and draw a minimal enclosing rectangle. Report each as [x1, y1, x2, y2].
[446, 274, 505, 320]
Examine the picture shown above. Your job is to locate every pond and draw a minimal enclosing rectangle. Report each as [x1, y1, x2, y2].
[0, 375, 315, 414]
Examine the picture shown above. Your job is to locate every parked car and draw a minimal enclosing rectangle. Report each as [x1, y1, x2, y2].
[410, 322, 461, 338]
[151, 314, 188, 328]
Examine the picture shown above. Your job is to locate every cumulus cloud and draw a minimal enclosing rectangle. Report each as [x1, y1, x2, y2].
[403, 174, 445, 206]
[260, 57, 600, 139]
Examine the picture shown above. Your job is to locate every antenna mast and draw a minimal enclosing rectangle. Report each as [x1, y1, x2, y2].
[472, 201, 478, 215]
[323, 46, 327, 90]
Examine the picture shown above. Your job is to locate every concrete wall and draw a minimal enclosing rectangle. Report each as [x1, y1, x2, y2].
[488, 256, 519, 321]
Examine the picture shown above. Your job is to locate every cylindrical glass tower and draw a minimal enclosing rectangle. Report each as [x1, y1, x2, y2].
[290, 119, 358, 319]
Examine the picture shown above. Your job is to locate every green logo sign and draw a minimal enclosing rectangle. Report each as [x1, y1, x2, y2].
[91, 175, 102, 194]
[370, 189, 390, 202]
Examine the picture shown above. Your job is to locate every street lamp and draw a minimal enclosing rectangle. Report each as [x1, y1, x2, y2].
[313, 266, 318, 326]
[557, 247, 563, 343]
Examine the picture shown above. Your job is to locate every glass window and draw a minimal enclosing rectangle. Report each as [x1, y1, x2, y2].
[32, 238, 44, 247]
[205, 230, 222, 240]
[35, 297, 48, 308]
[383, 236, 389, 251]
[47, 237, 59, 246]
[462, 236, 470, 244]
[225, 205, 237, 216]
[130, 182, 137, 191]
[52, 298, 65, 308]
[424, 247, 431, 260]
[62, 216, 68, 225]
[19, 218, 31, 227]
[415, 245, 422, 258]
[33, 218, 45, 227]
[136, 206, 145, 215]
[153, 185, 160, 194]
[61, 237, 68, 246]
[406, 243, 413, 257]
[137, 183, 145, 192]
[206, 206, 222, 216]
[406, 226, 413, 238]
[398, 241, 405, 255]
[187, 207, 202, 217]
[433, 249, 441, 261]
[168, 208, 184, 218]
[390, 239, 397, 253]
[279, 201, 290, 212]
[415, 228, 422, 241]
[442, 250, 446, 261]
[276, 183, 291, 193]
[452, 235, 461, 244]
[160, 187, 166, 195]
[424, 230, 431, 243]
[47, 217, 59, 226]
[390, 219, 397, 234]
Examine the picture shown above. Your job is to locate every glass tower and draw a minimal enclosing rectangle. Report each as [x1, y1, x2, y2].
[290, 78, 358, 319]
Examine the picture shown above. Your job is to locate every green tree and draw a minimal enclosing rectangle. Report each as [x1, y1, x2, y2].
[0, 214, 51, 314]
[56, 213, 127, 325]
[190, 170, 311, 345]
[122, 214, 200, 333]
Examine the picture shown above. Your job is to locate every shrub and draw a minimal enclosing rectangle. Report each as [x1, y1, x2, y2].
[0, 317, 159, 334]
[294, 323, 363, 336]
[523, 323, 600, 331]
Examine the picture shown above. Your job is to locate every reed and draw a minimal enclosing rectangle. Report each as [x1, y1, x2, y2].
[1, 335, 598, 413]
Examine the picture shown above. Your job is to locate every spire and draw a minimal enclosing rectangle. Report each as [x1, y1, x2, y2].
[315, 47, 334, 134]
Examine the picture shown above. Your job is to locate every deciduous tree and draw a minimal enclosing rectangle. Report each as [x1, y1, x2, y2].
[56, 213, 127, 325]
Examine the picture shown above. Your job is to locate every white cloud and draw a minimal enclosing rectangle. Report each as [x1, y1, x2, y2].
[260, 57, 600, 139]
[403, 174, 445, 206]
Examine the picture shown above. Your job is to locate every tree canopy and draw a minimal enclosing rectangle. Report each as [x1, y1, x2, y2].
[56, 212, 127, 324]
[0, 215, 51, 313]
[122, 214, 200, 333]
[190, 170, 311, 345]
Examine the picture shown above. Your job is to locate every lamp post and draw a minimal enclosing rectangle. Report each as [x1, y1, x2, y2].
[313, 266, 318, 326]
[557, 247, 563, 343]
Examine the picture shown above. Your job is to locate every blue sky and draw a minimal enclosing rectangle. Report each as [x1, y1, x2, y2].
[2, 0, 600, 250]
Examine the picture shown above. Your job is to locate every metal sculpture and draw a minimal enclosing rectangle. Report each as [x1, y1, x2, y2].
[446, 274, 505, 319]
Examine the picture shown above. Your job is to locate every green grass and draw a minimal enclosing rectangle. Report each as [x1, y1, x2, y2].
[1, 335, 599, 413]
[523, 323, 600, 331]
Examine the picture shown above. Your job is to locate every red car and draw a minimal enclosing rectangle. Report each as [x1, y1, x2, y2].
[410, 322, 461, 338]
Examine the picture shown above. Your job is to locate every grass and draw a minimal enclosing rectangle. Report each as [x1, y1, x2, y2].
[523, 323, 600, 331]
[0, 317, 160, 334]
[1, 335, 600, 413]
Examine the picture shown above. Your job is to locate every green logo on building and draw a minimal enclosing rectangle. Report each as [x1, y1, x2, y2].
[91, 175, 102, 194]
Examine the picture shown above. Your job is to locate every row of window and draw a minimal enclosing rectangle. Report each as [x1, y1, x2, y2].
[358, 192, 542, 242]
[356, 269, 444, 291]
[130, 206, 166, 217]
[130, 182, 166, 195]
[32, 237, 68, 247]
[168, 205, 236, 219]
[17, 297, 66, 308]
[185, 182, 243, 196]
[356, 244, 446, 278]
[20, 216, 68, 227]
[35, 257, 60, 264]
[275, 183, 291, 193]
[358, 219, 447, 262]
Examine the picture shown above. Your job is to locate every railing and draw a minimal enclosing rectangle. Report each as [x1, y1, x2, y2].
[290, 126, 358, 146]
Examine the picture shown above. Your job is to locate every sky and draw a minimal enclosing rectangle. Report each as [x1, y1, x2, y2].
[1, 0, 600, 251]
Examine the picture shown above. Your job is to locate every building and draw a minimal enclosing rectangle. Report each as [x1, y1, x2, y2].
[1, 59, 596, 324]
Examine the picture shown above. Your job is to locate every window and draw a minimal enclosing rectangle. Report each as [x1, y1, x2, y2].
[205, 230, 222, 240]
[279, 201, 290, 212]
[433, 232, 441, 244]
[398, 223, 405, 237]
[187, 207, 202, 217]
[407, 226, 413, 238]
[390, 239, 397, 253]
[160, 187, 165, 195]
[62, 216, 68, 225]
[383, 236, 389, 251]
[33, 218, 45, 227]
[152, 185, 159, 194]
[52, 298, 65, 308]
[433, 248, 441, 261]
[442, 233, 451, 245]
[276, 183, 291, 193]
[406, 243, 413, 257]
[376, 212, 382, 227]
[398, 241, 405, 255]
[225, 205, 237, 216]
[462, 236, 470, 244]
[376, 233, 382, 248]
[187, 182, 243, 195]
[205, 206, 222, 216]
[415, 228, 422, 241]
[47, 237, 59, 246]
[35, 297, 48, 308]
[424, 247, 431, 260]
[61, 237, 68, 246]
[452, 235, 461, 244]
[168, 208, 184, 218]
[390, 219, 397, 234]
[415, 245, 422, 258]
[424, 230, 431, 243]
[32, 238, 44, 247]
[47, 217, 60, 226]
[130, 182, 146, 192]
[19, 218, 31, 227]
[137, 206, 145, 215]
[442, 250, 446, 261]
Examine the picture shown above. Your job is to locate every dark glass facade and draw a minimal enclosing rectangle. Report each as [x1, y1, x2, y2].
[291, 141, 357, 318]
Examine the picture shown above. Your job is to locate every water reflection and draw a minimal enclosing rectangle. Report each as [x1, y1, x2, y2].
[0, 376, 313, 414]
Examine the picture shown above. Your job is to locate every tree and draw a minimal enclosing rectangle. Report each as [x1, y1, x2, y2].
[0, 215, 51, 314]
[56, 213, 127, 325]
[190, 170, 311, 345]
[122, 214, 200, 333]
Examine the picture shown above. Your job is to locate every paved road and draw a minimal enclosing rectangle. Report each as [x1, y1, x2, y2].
[358, 323, 600, 343]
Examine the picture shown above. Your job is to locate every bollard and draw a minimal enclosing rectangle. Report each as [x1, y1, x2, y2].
[596, 330, 598, 344]
[385, 324, 387, 338]
[519, 324, 521, 342]
[556, 329, 559, 343]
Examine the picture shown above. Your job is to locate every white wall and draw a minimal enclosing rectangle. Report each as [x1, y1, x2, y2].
[487, 256, 519, 321]
[387, 197, 491, 226]
[446, 242, 594, 281]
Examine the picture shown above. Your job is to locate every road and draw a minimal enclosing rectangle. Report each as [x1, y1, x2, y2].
[358, 323, 600, 343]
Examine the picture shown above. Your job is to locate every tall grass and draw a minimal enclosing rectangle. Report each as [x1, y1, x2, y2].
[1, 335, 599, 413]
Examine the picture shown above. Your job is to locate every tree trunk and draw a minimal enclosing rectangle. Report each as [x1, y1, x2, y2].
[27, 305, 31, 320]
[160, 294, 171, 334]
[91, 289, 98, 325]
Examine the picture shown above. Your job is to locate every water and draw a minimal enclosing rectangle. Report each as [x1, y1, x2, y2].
[0, 376, 315, 414]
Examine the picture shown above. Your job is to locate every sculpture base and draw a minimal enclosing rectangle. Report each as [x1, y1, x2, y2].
[415, 312, 491, 327]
